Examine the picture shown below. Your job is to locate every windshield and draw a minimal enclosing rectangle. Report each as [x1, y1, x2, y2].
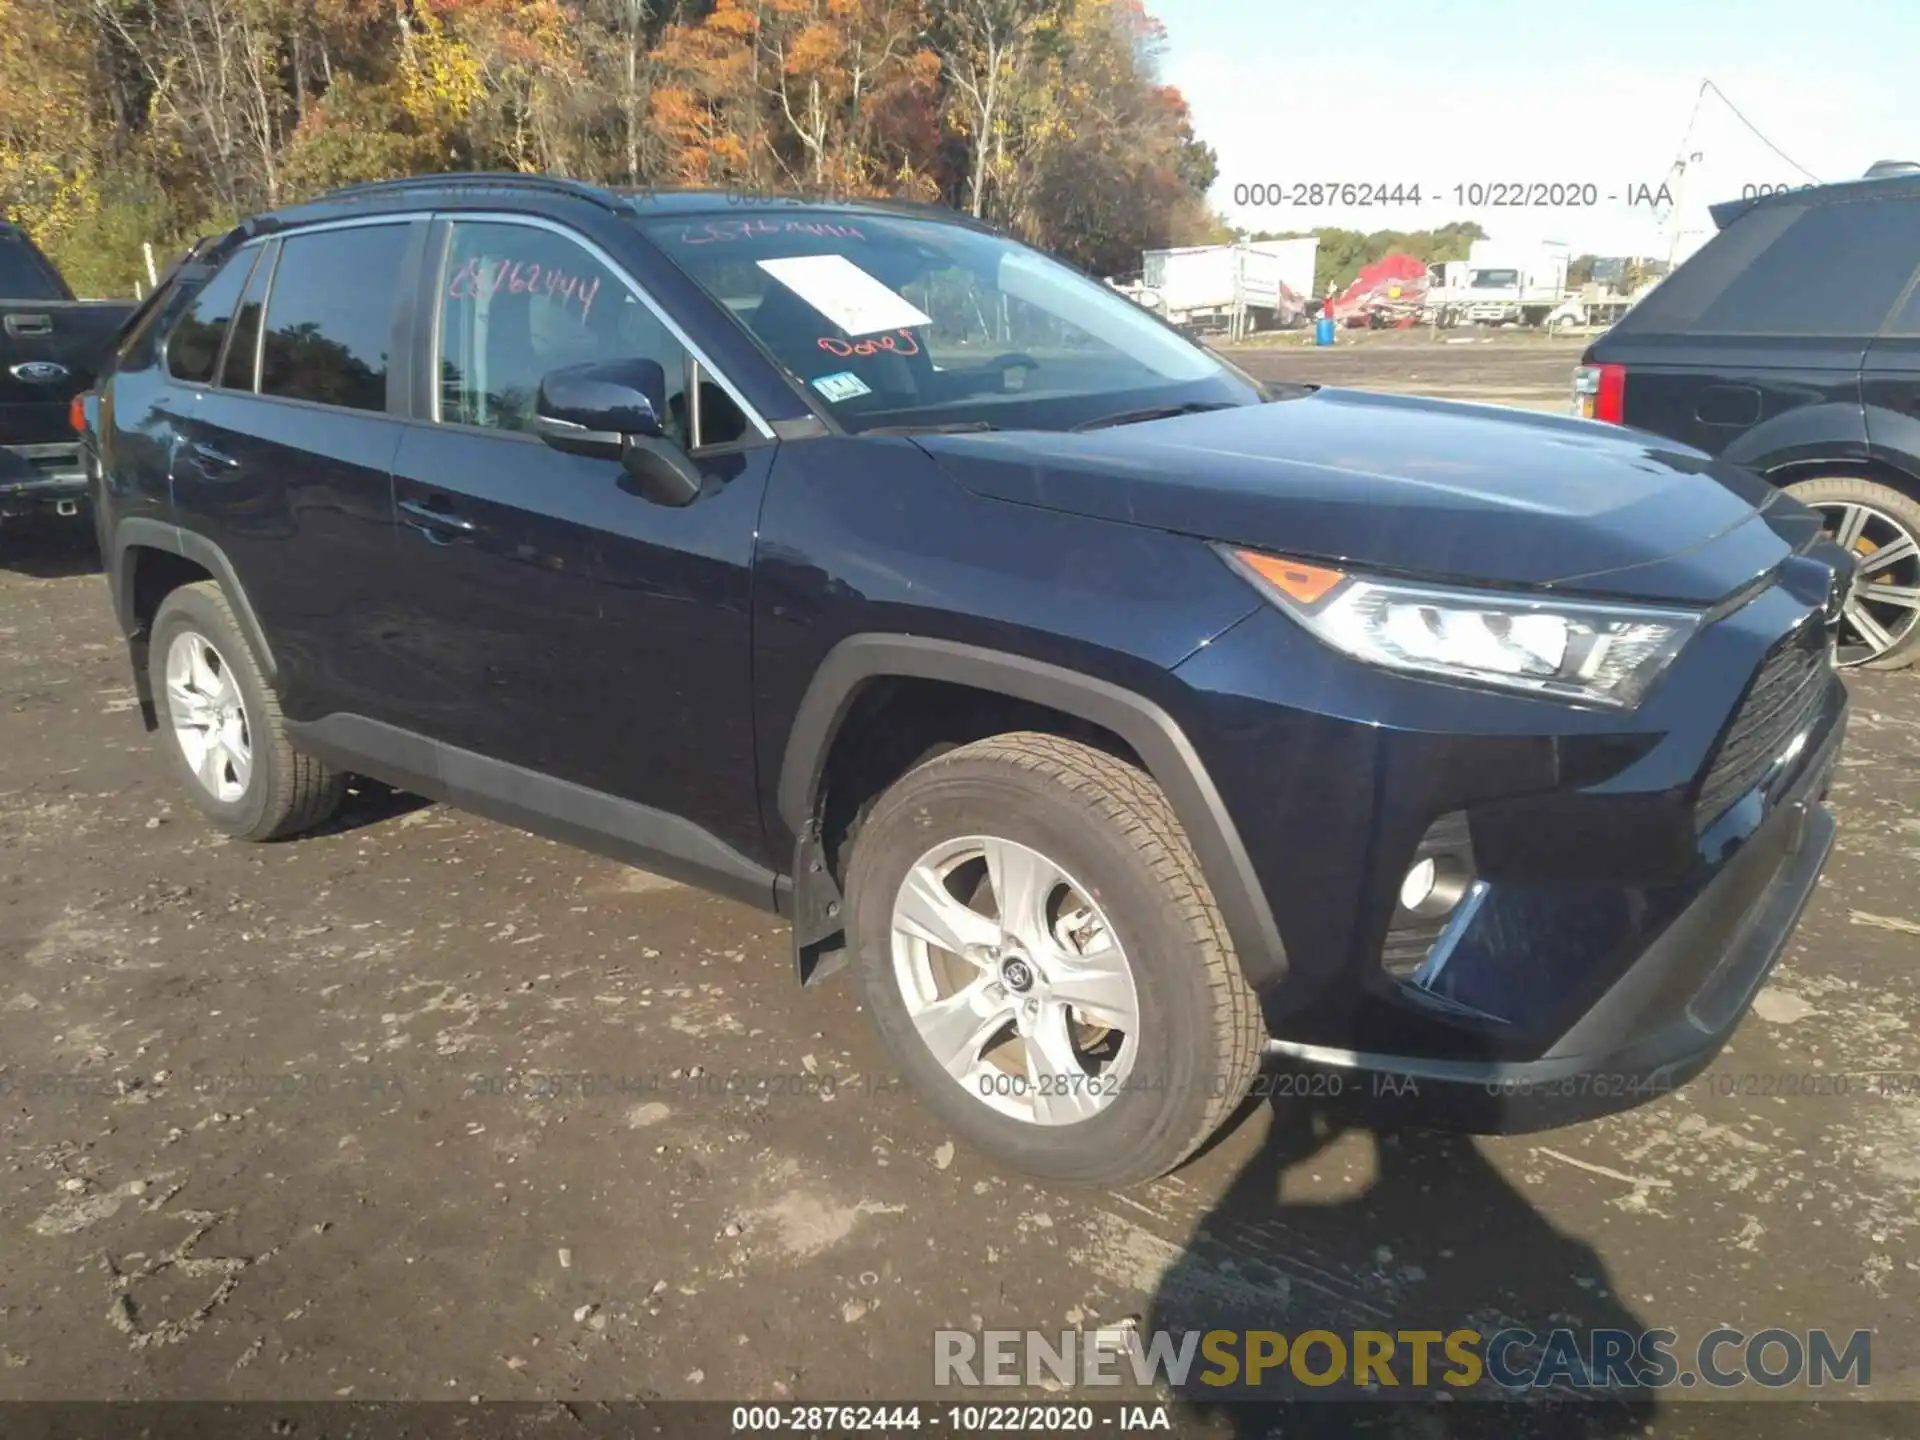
[1469, 268, 1520, 289]
[643, 210, 1262, 432]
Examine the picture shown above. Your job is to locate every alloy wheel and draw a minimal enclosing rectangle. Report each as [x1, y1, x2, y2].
[165, 629, 253, 804]
[889, 835, 1141, 1126]
[1812, 499, 1920, 665]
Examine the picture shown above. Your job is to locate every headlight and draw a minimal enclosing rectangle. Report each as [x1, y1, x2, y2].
[1220, 547, 1700, 709]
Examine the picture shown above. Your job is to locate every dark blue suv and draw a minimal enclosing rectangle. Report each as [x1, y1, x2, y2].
[83, 174, 1851, 1186]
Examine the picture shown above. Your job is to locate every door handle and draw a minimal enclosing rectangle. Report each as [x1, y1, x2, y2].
[399, 496, 477, 541]
[185, 440, 239, 473]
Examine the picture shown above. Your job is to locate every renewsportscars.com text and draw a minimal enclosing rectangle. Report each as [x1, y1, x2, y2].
[934, 1327, 1872, 1392]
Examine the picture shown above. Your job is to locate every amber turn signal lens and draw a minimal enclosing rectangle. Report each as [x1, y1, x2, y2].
[1232, 551, 1346, 604]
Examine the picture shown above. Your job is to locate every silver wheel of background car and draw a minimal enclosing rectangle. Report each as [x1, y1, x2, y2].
[1811, 498, 1920, 665]
[164, 629, 253, 804]
[889, 834, 1141, 1127]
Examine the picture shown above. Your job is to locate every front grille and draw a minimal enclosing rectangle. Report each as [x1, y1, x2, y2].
[1695, 621, 1831, 828]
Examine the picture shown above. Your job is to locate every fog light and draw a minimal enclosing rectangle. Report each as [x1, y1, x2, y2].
[1399, 858, 1438, 911]
[1395, 853, 1471, 922]
[1381, 812, 1478, 980]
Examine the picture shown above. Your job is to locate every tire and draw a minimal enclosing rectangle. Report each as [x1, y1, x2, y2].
[843, 731, 1265, 1188]
[1782, 475, 1920, 670]
[149, 581, 347, 840]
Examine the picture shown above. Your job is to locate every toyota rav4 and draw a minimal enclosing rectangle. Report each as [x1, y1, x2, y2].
[83, 175, 1851, 1187]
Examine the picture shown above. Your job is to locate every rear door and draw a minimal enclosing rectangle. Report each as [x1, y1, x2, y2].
[387, 212, 777, 868]
[1599, 199, 1918, 458]
[173, 219, 422, 726]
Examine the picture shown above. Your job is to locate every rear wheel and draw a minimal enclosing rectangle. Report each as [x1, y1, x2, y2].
[1783, 475, 1920, 669]
[843, 732, 1265, 1188]
[149, 582, 347, 840]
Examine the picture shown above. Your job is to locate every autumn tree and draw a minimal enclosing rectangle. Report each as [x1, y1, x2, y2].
[1, 0, 1222, 294]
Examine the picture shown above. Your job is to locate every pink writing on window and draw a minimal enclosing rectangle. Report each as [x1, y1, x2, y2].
[678, 218, 866, 245]
[448, 256, 603, 322]
[817, 329, 920, 358]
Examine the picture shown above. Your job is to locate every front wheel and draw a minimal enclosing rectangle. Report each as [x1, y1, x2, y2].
[844, 732, 1265, 1188]
[1784, 475, 1920, 669]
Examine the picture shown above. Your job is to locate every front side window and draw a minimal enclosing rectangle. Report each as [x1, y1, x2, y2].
[259, 225, 409, 413]
[644, 210, 1261, 433]
[436, 220, 700, 447]
[167, 247, 258, 385]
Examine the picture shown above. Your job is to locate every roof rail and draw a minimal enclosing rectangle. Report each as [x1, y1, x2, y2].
[315, 172, 629, 211]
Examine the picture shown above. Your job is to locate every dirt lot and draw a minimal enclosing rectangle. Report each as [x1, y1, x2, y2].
[2, 338, 1917, 1427]
[1223, 329, 1588, 413]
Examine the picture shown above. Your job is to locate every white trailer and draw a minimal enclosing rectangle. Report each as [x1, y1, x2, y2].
[1141, 239, 1318, 336]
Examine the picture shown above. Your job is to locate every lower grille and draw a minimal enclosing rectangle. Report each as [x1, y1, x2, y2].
[1696, 621, 1831, 829]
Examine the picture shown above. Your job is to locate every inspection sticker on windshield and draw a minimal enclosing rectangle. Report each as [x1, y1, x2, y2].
[811, 371, 872, 403]
[757, 254, 932, 336]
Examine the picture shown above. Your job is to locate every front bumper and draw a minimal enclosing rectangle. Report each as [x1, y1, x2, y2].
[1171, 542, 1849, 1131]
[1264, 702, 1840, 1131]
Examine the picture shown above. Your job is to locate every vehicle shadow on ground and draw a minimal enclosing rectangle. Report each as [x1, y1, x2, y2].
[311, 778, 434, 836]
[1148, 1096, 1658, 1438]
[0, 517, 101, 579]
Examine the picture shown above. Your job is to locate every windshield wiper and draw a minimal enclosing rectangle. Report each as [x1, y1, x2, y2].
[863, 420, 1001, 435]
[1069, 401, 1242, 432]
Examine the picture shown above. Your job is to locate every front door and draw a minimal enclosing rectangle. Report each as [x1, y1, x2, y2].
[386, 215, 779, 880]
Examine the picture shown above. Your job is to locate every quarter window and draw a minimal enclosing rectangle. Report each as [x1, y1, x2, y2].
[259, 225, 409, 413]
[167, 248, 258, 385]
[1681, 200, 1920, 336]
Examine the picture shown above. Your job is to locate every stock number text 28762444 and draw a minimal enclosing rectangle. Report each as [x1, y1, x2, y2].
[1232, 182, 1423, 207]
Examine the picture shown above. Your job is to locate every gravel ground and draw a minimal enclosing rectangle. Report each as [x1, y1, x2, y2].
[1, 339, 1914, 1431]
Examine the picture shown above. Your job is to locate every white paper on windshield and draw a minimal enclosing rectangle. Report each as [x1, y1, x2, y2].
[756, 255, 932, 337]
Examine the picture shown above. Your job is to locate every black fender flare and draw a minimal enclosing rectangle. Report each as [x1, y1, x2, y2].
[775, 634, 1289, 993]
[112, 517, 278, 680]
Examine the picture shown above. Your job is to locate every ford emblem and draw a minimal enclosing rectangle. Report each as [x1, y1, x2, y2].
[9, 360, 69, 384]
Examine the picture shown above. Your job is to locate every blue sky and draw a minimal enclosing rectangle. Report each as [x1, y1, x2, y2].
[1150, 0, 1916, 256]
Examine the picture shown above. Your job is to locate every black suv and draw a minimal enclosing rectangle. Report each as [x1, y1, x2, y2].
[86, 175, 1850, 1187]
[1577, 165, 1920, 668]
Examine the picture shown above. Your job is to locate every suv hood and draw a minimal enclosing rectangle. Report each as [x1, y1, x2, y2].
[916, 387, 1812, 605]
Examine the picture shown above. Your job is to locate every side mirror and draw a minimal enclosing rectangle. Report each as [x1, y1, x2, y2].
[533, 358, 702, 508]
[534, 358, 669, 454]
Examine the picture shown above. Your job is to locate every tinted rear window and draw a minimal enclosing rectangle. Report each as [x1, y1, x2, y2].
[1620, 198, 1920, 337]
[0, 231, 67, 301]
[259, 225, 409, 413]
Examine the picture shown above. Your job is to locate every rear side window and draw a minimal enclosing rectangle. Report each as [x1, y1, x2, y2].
[1882, 272, 1920, 336]
[0, 230, 68, 301]
[1623, 198, 1920, 337]
[259, 225, 409, 413]
[166, 249, 258, 385]
[219, 242, 276, 391]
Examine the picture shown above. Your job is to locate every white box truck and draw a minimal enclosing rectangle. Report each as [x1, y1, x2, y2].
[1426, 241, 1570, 327]
[1141, 239, 1318, 334]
